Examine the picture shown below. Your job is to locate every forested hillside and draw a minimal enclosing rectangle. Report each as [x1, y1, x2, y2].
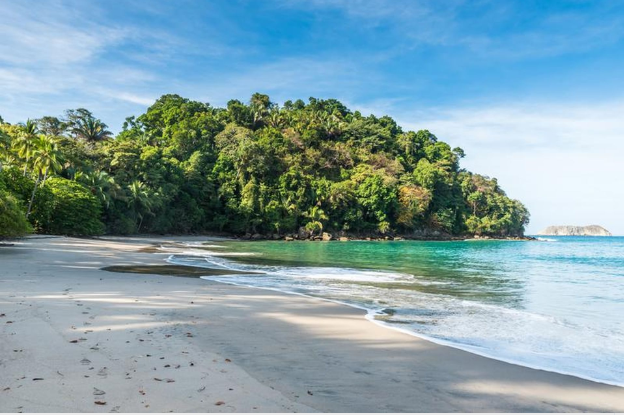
[0, 94, 529, 238]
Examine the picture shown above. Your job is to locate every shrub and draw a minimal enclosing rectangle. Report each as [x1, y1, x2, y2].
[0, 167, 53, 232]
[0, 190, 31, 237]
[39, 177, 105, 236]
[0, 167, 33, 201]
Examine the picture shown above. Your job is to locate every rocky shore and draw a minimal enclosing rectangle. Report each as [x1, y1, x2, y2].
[232, 228, 535, 242]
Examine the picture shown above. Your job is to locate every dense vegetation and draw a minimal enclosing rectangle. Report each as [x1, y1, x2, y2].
[0, 94, 529, 238]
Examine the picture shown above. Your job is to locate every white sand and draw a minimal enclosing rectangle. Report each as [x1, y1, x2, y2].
[1, 236, 623, 413]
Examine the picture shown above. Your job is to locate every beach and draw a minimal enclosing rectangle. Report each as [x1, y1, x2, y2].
[1, 236, 623, 413]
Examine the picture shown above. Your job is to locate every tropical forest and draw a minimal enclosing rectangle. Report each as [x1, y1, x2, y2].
[0, 94, 529, 239]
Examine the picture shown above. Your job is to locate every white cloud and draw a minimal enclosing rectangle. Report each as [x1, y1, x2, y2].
[0, 1, 170, 125]
[398, 101, 624, 234]
[407, 102, 624, 151]
[0, 1, 125, 66]
[114, 93, 156, 107]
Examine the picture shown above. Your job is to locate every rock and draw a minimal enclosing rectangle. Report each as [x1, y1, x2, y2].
[322, 232, 333, 241]
[393, 237, 403, 241]
[284, 236, 294, 241]
[537, 225, 612, 236]
[339, 237, 349, 241]
[251, 233, 264, 240]
[271, 234, 281, 240]
[298, 227, 310, 240]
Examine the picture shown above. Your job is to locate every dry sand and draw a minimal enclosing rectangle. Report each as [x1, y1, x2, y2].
[0, 236, 623, 413]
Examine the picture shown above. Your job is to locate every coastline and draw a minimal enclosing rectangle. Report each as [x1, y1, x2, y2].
[198, 273, 624, 389]
[78, 230, 536, 243]
[1, 236, 623, 412]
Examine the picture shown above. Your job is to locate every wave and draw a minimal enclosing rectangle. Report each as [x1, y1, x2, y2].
[167, 252, 624, 387]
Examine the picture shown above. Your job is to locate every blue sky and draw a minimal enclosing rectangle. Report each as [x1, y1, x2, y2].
[1, 0, 624, 234]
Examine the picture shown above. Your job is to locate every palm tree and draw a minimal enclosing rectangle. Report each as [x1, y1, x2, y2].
[16, 119, 39, 175]
[323, 114, 345, 139]
[77, 170, 123, 209]
[27, 135, 61, 217]
[126, 180, 154, 232]
[266, 109, 285, 129]
[66, 109, 112, 143]
[0, 129, 11, 170]
[72, 117, 113, 142]
[75, 170, 124, 209]
[304, 205, 328, 235]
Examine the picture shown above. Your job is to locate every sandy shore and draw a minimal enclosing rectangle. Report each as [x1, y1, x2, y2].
[1, 236, 623, 412]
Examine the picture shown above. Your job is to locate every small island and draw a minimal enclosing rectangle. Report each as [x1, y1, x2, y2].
[537, 225, 612, 236]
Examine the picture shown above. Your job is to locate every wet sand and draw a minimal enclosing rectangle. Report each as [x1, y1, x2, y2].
[1, 236, 623, 412]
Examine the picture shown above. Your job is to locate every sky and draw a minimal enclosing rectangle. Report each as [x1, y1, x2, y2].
[1, 0, 623, 234]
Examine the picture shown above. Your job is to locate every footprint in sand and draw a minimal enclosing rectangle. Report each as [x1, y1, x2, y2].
[97, 367, 108, 378]
[81, 358, 91, 365]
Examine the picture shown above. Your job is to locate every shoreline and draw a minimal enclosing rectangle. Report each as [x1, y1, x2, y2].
[198, 274, 624, 389]
[168, 239, 624, 388]
[1, 236, 623, 412]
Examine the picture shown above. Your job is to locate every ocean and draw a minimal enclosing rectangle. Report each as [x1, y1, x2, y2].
[166, 236, 624, 387]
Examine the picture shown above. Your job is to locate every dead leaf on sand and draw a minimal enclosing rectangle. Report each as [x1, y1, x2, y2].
[215, 401, 225, 406]
[69, 340, 79, 343]
[139, 389, 146, 396]
[32, 378, 44, 381]
[94, 401, 106, 405]
[154, 377, 175, 383]
[225, 358, 231, 363]
[6, 321, 13, 324]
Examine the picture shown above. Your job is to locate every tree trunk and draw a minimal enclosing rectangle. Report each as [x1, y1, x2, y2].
[27, 173, 41, 218]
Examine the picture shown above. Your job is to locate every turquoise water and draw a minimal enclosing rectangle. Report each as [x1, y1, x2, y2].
[167, 236, 624, 386]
